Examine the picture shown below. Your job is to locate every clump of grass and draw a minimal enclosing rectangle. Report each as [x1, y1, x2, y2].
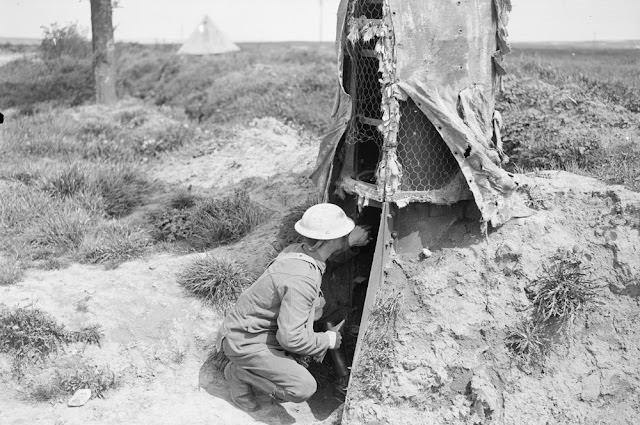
[0, 257, 24, 286]
[78, 221, 151, 265]
[528, 250, 598, 325]
[149, 190, 269, 249]
[0, 306, 102, 373]
[92, 165, 155, 218]
[25, 203, 92, 256]
[177, 256, 252, 314]
[188, 190, 269, 249]
[29, 362, 118, 401]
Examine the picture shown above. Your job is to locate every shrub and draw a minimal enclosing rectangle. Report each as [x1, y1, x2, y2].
[78, 221, 151, 265]
[187, 190, 270, 249]
[0, 57, 93, 111]
[177, 256, 252, 314]
[40, 23, 90, 60]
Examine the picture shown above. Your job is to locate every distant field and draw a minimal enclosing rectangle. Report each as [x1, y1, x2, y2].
[510, 44, 640, 89]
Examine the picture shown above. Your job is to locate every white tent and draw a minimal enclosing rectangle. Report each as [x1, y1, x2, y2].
[178, 15, 240, 55]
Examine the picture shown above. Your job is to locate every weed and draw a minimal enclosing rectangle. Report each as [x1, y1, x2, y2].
[505, 320, 548, 366]
[147, 190, 201, 243]
[78, 221, 151, 265]
[186, 190, 269, 249]
[177, 255, 252, 314]
[528, 250, 599, 325]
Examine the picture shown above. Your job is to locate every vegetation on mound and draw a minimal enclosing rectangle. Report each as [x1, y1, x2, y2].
[177, 256, 252, 314]
[0, 306, 102, 373]
[506, 250, 600, 367]
[148, 189, 270, 249]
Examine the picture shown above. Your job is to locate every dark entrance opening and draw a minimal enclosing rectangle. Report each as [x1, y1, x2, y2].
[311, 201, 381, 400]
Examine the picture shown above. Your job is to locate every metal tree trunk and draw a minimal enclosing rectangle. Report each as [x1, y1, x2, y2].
[90, 0, 116, 104]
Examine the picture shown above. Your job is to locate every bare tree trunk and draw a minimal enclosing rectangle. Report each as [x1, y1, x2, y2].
[90, 0, 116, 104]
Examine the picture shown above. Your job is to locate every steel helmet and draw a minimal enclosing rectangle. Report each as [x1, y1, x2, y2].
[294, 203, 355, 240]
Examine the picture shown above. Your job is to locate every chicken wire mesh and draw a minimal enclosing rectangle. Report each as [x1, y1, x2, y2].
[396, 99, 460, 191]
[344, 0, 460, 194]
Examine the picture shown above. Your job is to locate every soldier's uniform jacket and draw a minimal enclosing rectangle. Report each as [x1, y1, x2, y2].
[218, 243, 331, 359]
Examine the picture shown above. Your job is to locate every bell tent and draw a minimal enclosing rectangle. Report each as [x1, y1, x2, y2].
[178, 15, 239, 55]
[309, 0, 518, 423]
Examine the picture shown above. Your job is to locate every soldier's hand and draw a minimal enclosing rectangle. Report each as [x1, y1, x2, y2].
[348, 225, 372, 247]
[328, 320, 345, 349]
[333, 331, 343, 349]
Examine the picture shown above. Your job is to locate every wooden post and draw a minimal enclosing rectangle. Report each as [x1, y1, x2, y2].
[90, 0, 117, 104]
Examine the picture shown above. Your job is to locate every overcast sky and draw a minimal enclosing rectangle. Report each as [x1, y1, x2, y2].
[1, 0, 639, 42]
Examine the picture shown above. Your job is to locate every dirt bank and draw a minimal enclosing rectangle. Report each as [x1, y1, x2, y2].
[344, 171, 640, 425]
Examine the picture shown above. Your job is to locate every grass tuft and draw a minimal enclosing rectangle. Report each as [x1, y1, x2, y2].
[177, 256, 252, 314]
[77, 221, 151, 265]
[187, 190, 270, 249]
[149, 190, 269, 249]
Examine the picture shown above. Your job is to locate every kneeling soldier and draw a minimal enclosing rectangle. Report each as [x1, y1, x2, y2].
[218, 203, 370, 411]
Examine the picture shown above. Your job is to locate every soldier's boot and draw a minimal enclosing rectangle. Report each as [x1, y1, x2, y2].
[223, 363, 260, 412]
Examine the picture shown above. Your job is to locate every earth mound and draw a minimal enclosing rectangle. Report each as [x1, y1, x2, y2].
[344, 171, 640, 425]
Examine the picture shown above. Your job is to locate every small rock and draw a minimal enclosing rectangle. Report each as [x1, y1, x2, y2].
[67, 389, 92, 407]
[421, 248, 433, 259]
